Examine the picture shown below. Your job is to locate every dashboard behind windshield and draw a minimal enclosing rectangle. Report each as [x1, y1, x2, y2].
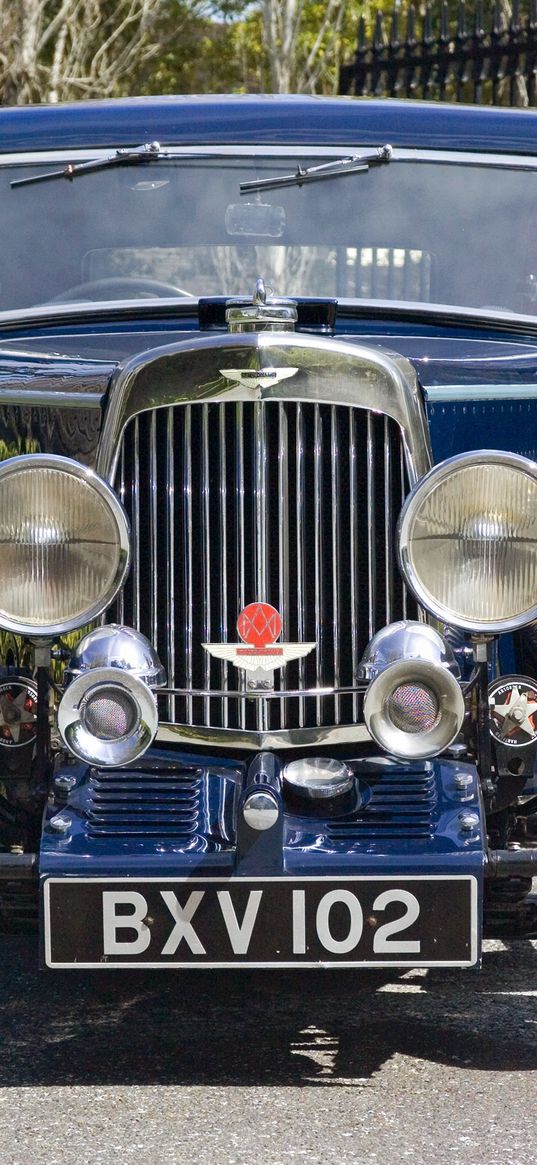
[2, 152, 536, 316]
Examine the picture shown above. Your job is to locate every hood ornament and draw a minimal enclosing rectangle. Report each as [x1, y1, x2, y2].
[225, 277, 298, 333]
[204, 602, 315, 688]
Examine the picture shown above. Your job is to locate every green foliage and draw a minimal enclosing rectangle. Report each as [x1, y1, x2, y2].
[131, 1, 374, 96]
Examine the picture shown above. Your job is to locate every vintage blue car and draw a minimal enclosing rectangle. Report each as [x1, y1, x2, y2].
[0, 93, 536, 969]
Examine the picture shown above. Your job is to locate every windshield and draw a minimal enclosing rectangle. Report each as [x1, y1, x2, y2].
[3, 152, 536, 316]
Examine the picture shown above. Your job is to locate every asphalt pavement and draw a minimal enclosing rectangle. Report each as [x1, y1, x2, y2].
[0, 935, 536, 1165]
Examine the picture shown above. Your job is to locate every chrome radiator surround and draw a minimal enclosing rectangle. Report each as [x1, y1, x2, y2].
[98, 333, 432, 749]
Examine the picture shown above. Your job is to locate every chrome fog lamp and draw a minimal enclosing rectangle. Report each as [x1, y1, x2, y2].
[58, 667, 158, 766]
[398, 450, 537, 633]
[65, 625, 166, 688]
[363, 658, 465, 760]
[0, 455, 130, 636]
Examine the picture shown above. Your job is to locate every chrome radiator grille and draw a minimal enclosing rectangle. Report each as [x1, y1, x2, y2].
[112, 401, 414, 733]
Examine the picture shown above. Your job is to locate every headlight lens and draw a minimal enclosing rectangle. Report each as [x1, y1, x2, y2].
[398, 451, 537, 632]
[0, 455, 129, 635]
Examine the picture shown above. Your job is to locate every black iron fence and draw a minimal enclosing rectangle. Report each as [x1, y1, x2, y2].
[339, 0, 537, 105]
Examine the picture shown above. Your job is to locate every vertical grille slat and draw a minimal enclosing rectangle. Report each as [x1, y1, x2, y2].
[117, 442, 126, 626]
[202, 407, 211, 725]
[184, 405, 193, 723]
[401, 450, 409, 620]
[166, 408, 175, 721]
[114, 402, 415, 734]
[149, 412, 158, 650]
[295, 403, 306, 729]
[235, 402, 246, 730]
[219, 405, 228, 727]
[331, 406, 341, 722]
[278, 404, 290, 729]
[314, 404, 323, 727]
[349, 409, 359, 723]
[366, 412, 376, 641]
[384, 416, 393, 626]
[132, 416, 140, 630]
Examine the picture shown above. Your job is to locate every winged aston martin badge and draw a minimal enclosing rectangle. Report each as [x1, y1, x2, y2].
[219, 367, 299, 390]
[203, 602, 316, 674]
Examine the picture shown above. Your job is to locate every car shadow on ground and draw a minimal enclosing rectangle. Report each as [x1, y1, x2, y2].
[1, 936, 536, 1087]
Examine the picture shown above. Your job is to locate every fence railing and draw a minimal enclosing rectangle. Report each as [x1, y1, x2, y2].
[339, 0, 537, 105]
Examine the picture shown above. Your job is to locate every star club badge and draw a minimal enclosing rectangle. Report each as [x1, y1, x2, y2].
[203, 602, 316, 674]
[0, 678, 38, 747]
[488, 675, 537, 747]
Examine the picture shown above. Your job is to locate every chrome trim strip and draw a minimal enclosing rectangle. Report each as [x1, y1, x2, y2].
[401, 450, 408, 621]
[425, 384, 537, 402]
[117, 443, 126, 626]
[159, 685, 367, 698]
[156, 721, 372, 750]
[0, 389, 104, 408]
[5, 145, 537, 168]
[132, 417, 140, 629]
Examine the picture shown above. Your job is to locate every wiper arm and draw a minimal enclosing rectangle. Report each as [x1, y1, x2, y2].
[10, 141, 185, 188]
[239, 145, 392, 195]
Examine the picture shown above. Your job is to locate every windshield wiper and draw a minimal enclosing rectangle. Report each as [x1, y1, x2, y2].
[239, 145, 392, 195]
[10, 141, 192, 188]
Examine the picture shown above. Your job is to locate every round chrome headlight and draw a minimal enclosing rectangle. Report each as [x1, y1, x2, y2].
[0, 455, 129, 635]
[398, 451, 537, 633]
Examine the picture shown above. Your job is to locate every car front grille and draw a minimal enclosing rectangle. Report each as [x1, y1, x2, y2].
[112, 400, 414, 735]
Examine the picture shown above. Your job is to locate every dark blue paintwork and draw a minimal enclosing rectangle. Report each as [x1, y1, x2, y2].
[3, 94, 537, 156]
[39, 749, 484, 881]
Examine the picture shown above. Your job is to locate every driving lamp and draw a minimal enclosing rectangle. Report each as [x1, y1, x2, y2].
[363, 657, 465, 760]
[0, 454, 130, 635]
[398, 450, 537, 633]
[58, 667, 158, 766]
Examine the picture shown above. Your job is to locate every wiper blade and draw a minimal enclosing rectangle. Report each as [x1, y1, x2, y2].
[10, 141, 186, 188]
[239, 145, 392, 194]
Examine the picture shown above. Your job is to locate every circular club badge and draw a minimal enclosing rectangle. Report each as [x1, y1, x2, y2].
[489, 674, 537, 748]
[0, 678, 38, 747]
[237, 602, 282, 648]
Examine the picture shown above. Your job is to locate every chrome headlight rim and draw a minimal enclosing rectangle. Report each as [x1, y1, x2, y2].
[57, 666, 157, 767]
[0, 454, 130, 637]
[398, 449, 537, 634]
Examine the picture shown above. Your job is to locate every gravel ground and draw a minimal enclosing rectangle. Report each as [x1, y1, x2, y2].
[0, 935, 536, 1165]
